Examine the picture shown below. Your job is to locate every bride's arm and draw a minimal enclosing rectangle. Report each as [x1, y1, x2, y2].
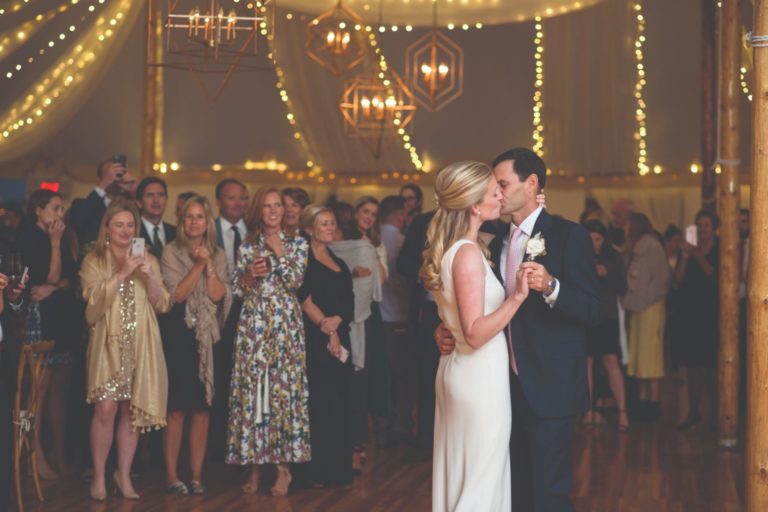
[453, 244, 529, 349]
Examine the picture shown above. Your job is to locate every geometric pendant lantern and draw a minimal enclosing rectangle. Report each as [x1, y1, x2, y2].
[305, 1, 366, 77]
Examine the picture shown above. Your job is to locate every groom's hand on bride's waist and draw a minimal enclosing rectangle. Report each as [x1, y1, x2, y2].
[435, 323, 456, 355]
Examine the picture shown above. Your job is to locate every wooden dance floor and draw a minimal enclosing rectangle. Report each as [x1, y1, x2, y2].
[13, 392, 743, 511]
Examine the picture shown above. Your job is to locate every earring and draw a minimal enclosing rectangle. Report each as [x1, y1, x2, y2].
[105, 233, 110, 246]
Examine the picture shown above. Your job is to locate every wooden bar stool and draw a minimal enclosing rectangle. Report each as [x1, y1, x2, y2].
[13, 341, 55, 512]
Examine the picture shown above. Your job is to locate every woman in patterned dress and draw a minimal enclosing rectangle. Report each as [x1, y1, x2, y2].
[80, 201, 170, 501]
[226, 187, 311, 496]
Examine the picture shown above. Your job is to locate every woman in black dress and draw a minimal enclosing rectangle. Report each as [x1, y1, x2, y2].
[17, 188, 80, 478]
[160, 196, 231, 494]
[298, 205, 355, 487]
[674, 210, 719, 430]
[583, 220, 629, 431]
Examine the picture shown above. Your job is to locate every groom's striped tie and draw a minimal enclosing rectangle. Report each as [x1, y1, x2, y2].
[504, 227, 523, 375]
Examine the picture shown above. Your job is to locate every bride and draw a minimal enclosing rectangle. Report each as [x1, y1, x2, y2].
[420, 161, 531, 512]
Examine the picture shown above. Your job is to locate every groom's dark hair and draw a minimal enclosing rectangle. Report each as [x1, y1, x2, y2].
[492, 148, 547, 190]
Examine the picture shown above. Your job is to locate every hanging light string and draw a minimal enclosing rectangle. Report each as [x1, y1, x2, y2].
[0, 0, 134, 146]
[0, 0, 37, 18]
[632, 2, 649, 175]
[265, 3, 322, 180]
[0, 0, 86, 63]
[740, 65, 753, 102]
[532, 16, 544, 157]
[2, 0, 105, 81]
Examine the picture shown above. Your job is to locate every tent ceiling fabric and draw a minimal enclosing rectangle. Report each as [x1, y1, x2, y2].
[277, 0, 608, 26]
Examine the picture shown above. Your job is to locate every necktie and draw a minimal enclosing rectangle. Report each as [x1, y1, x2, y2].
[151, 225, 162, 259]
[504, 227, 523, 374]
[232, 225, 242, 262]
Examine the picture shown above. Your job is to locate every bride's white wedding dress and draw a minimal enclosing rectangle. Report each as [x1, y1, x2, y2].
[432, 239, 512, 512]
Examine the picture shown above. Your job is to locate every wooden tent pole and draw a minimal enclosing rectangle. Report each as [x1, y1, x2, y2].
[717, 0, 741, 449]
[747, 1, 768, 509]
[141, 1, 163, 177]
[702, 0, 718, 212]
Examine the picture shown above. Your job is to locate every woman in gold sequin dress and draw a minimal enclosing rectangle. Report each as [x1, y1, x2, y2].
[80, 201, 171, 501]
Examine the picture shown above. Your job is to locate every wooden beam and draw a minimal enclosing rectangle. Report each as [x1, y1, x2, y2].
[747, 1, 768, 509]
[141, 1, 163, 177]
[717, 0, 742, 449]
[702, 0, 718, 212]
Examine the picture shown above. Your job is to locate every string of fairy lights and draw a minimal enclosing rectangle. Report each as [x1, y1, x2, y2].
[0, 0, 132, 146]
[532, 16, 544, 157]
[0, 0, 35, 17]
[740, 66, 753, 102]
[2, 0, 107, 82]
[632, 2, 650, 176]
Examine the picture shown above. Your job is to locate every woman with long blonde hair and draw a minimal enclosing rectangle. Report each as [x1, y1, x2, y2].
[160, 196, 232, 495]
[79, 200, 170, 501]
[422, 161, 530, 512]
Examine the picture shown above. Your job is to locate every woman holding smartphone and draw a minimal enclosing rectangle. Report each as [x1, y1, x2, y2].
[80, 201, 170, 501]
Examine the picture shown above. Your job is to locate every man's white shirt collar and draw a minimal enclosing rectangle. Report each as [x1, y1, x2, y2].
[220, 216, 246, 233]
[141, 217, 164, 240]
[94, 186, 110, 206]
[509, 206, 544, 239]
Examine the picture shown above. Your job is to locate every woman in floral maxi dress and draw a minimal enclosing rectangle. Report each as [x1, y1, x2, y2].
[225, 187, 311, 496]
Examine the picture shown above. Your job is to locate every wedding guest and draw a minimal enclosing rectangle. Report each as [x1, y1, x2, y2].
[175, 191, 197, 221]
[71, 155, 137, 248]
[378, 195, 415, 442]
[396, 209, 438, 458]
[136, 177, 176, 259]
[80, 201, 170, 501]
[621, 212, 671, 423]
[17, 189, 81, 478]
[674, 210, 719, 430]
[354, 196, 390, 447]
[0, 203, 22, 250]
[329, 200, 355, 239]
[399, 184, 423, 232]
[282, 187, 311, 236]
[329, 210, 380, 471]
[582, 220, 629, 431]
[160, 196, 232, 494]
[609, 199, 634, 249]
[210, 178, 248, 458]
[664, 225, 684, 371]
[226, 187, 310, 496]
[0, 273, 25, 512]
[214, 179, 249, 273]
[299, 205, 354, 487]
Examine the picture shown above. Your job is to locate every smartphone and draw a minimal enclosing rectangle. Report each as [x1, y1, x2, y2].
[131, 237, 145, 257]
[685, 224, 698, 247]
[112, 154, 127, 167]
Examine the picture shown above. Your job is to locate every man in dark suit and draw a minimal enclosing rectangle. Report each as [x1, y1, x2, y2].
[136, 176, 176, 258]
[69, 155, 137, 248]
[438, 148, 599, 512]
[209, 178, 248, 458]
[396, 210, 438, 456]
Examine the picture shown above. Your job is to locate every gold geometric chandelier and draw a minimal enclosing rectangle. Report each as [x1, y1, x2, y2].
[405, 1, 463, 112]
[148, 0, 274, 101]
[305, 1, 366, 77]
[339, 68, 417, 158]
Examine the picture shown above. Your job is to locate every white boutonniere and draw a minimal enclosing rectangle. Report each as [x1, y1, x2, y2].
[525, 232, 547, 261]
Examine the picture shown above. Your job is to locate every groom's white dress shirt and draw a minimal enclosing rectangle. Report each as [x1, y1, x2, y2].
[500, 206, 560, 306]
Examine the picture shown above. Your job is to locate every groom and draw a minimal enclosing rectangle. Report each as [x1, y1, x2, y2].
[437, 148, 599, 511]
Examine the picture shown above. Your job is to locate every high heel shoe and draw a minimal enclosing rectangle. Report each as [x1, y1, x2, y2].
[113, 471, 140, 500]
[89, 483, 107, 502]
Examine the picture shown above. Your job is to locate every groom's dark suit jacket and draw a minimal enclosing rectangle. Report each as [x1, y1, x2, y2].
[489, 209, 600, 419]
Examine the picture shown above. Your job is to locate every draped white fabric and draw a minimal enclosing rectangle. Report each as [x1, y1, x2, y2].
[541, 0, 638, 176]
[0, 0, 143, 163]
[277, 0, 608, 27]
[274, 8, 414, 172]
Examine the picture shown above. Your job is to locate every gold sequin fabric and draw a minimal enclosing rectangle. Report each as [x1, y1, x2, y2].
[91, 279, 137, 402]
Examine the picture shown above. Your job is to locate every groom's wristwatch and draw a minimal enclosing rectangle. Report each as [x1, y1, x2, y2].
[543, 277, 558, 297]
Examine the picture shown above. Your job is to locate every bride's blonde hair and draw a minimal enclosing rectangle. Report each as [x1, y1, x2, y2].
[420, 161, 493, 291]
